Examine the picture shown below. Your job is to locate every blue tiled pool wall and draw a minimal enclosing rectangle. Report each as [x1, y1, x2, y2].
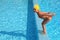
[37, 0, 60, 40]
[0, 0, 28, 40]
[27, 0, 38, 40]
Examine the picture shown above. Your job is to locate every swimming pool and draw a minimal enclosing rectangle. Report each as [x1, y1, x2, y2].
[0, 0, 60, 40]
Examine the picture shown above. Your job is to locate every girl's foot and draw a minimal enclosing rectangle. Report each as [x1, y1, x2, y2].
[48, 12, 55, 16]
[43, 30, 46, 34]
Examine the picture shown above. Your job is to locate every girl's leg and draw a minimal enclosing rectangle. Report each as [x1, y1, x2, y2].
[42, 19, 50, 34]
[46, 12, 55, 16]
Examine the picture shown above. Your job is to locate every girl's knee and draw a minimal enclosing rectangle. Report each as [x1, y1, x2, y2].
[42, 22, 45, 25]
[48, 17, 52, 20]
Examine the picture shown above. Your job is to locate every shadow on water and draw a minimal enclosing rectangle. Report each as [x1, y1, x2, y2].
[0, 31, 26, 37]
[27, 0, 38, 40]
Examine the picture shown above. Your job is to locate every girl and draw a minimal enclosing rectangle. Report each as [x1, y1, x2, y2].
[34, 8, 55, 34]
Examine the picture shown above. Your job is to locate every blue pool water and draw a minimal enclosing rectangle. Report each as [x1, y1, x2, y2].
[0, 0, 60, 40]
[37, 0, 60, 40]
[0, 0, 28, 40]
